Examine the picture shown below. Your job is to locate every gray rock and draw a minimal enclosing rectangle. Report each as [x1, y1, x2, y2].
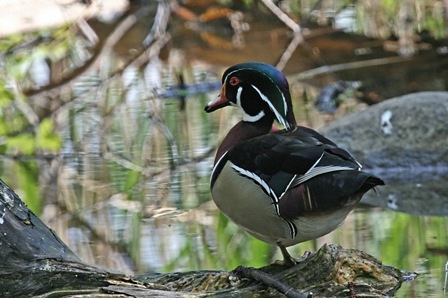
[320, 92, 448, 170]
[319, 92, 448, 215]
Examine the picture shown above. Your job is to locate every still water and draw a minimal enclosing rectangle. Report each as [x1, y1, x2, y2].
[1, 1, 448, 297]
[52, 91, 447, 297]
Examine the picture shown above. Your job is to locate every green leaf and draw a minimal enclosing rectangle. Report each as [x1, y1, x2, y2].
[16, 161, 41, 214]
[6, 133, 35, 155]
[124, 170, 141, 192]
[0, 84, 13, 108]
[36, 118, 61, 152]
[0, 118, 8, 135]
[9, 55, 34, 79]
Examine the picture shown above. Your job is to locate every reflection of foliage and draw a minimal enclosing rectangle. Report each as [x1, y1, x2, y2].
[1, 75, 61, 154]
[424, 4, 446, 39]
[0, 4, 446, 296]
[1, 113, 61, 155]
[328, 210, 448, 297]
[279, 0, 447, 40]
[1, 1, 219, 274]
[380, 213, 448, 298]
[0, 28, 74, 157]
[0, 27, 77, 88]
[359, 0, 446, 39]
[215, 212, 272, 269]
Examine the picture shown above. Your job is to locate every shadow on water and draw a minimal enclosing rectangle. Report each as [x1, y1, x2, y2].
[0, 1, 447, 297]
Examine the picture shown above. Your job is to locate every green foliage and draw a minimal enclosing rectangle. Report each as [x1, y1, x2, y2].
[0, 33, 65, 156]
[36, 118, 62, 152]
[15, 161, 41, 214]
[0, 27, 75, 87]
[380, 0, 399, 16]
[0, 31, 63, 212]
[247, 233, 272, 267]
[124, 170, 142, 192]
[0, 7, 445, 294]
[5, 133, 36, 155]
[0, 83, 61, 155]
[1, 118, 61, 155]
[379, 213, 420, 268]
[128, 209, 143, 271]
[215, 212, 272, 269]
[0, 84, 13, 108]
[424, 14, 446, 39]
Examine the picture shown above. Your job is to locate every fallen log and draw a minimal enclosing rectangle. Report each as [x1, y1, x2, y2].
[0, 178, 415, 297]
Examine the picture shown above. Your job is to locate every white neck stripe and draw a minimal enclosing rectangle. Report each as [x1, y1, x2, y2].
[243, 110, 265, 122]
[236, 86, 243, 106]
[250, 84, 290, 129]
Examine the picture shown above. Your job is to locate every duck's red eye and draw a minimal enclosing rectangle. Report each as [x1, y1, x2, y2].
[229, 77, 240, 86]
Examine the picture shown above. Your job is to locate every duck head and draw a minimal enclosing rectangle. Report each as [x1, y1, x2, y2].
[205, 62, 297, 130]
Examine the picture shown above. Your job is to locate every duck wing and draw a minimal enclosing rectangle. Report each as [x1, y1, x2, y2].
[219, 126, 383, 220]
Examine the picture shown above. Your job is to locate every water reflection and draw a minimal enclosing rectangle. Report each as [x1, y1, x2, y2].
[45, 80, 447, 296]
[364, 169, 448, 216]
[1, 1, 448, 297]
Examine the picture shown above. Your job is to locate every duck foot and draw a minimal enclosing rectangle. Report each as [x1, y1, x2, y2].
[296, 250, 315, 263]
[277, 245, 315, 267]
[233, 266, 309, 298]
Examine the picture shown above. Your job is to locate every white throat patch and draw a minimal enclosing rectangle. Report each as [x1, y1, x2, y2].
[235, 86, 266, 123]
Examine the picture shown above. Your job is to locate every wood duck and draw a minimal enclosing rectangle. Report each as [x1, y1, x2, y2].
[204, 62, 384, 266]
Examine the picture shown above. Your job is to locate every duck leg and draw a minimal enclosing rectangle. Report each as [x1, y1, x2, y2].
[279, 245, 297, 267]
[279, 244, 314, 267]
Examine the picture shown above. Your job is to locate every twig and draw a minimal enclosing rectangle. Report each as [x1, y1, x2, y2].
[103, 151, 145, 173]
[443, 260, 448, 298]
[76, 18, 99, 45]
[143, 0, 170, 47]
[11, 87, 40, 127]
[293, 56, 408, 81]
[102, 13, 138, 52]
[23, 5, 151, 97]
[259, 0, 300, 32]
[233, 266, 309, 298]
[148, 113, 180, 169]
[276, 32, 303, 71]
[259, 0, 305, 71]
[4, 35, 53, 55]
[130, 33, 171, 70]
[23, 17, 133, 96]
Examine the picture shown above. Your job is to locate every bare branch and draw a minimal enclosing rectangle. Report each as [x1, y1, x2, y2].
[293, 56, 407, 81]
[259, 0, 301, 32]
[260, 0, 305, 70]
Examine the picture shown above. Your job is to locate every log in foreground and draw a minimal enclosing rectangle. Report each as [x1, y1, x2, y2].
[0, 178, 415, 297]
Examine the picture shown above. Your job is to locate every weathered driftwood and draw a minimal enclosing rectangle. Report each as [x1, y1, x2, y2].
[0, 178, 414, 297]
